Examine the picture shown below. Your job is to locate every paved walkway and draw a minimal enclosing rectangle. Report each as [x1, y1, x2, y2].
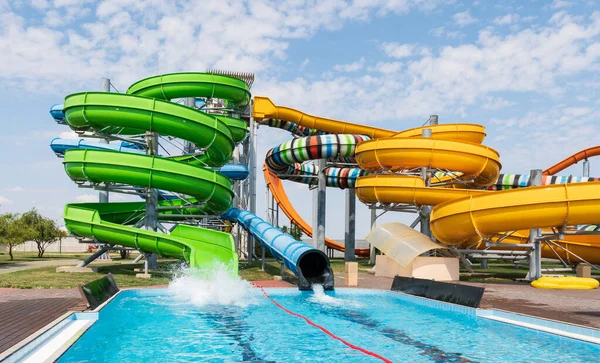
[335, 272, 600, 329]
[0, 259, 80, 274]
[0, 289, 85, 354]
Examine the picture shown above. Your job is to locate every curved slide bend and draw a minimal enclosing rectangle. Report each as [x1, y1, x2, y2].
[264, 167, 370, 257]
[60, 73, 252, 273]
[544, 146, 600, 176]
[253, 97, 600, 264]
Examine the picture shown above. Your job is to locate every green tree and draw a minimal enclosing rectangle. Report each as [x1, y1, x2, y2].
[289, 223, 303, 241]
[22, 209, 68, 258]
[0, 213, 36, 261]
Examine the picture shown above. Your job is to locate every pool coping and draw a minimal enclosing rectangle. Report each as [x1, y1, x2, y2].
[0, 312, 98, 363]
[3, 287, 600, 362]
[0, 289, 122, 363]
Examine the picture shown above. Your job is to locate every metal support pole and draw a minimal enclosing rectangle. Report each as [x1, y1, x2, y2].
[583, 160, 590, 177]
[144, 131, 159, 271]
[183, 98, 195, 154]
[132, 253, 144, 264]
[527, 169, 543, 280]
[369, 208, 377, 264]
[99, 78, 110, 204]
[248, 117, 257, 263]
[315, 158, 327, 253]
[344, 188, 356, 262]
[78, 245, 111, 267]
[419, 128, 433, 239]
[96, 78, 112, 261]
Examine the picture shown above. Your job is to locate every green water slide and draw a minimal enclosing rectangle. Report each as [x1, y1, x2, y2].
[61, 73, 251, 273]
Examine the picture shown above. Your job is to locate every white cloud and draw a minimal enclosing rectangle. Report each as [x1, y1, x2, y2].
[74, 194, 98, 202]
[430, 26, 463, 39]
[431, 26, 445, 37]
[59, 131, 80, 139]
[380, 42, 414, 58]
[482, 96, 515, 110]
[493, 13, 520, 25]
[30, 0, 50, 9]
[0, 1, 453, 93]
[371, 61, 403, 73]
[300, 58, 310, 70]
[0, 194, 13, 205]
[453, 10, 478, 27]
[5, 186, 25, 192]
[552, 0, 572, 9]
[333, 57, 365, 72]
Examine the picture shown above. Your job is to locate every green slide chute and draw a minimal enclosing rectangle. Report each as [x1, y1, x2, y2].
[60, 73, 250, 273]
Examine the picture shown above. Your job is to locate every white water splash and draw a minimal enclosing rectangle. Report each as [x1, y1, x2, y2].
[168, 263, 260, 308]
[309, 284, 364, 308]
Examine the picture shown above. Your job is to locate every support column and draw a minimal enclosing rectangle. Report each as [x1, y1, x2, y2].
[419, 128, 433, 239]
[144, 131, 159, 272]
[528, 169, 543, 281]
[315, 158, 327, 253]
[248, 117, 257, 262]
[369, 208, 377, 264]
[583, 160, 590, 177]
[97, 78, 111, 262]
[183, 98, 196, 154]
[99, 78, 110, 204]
[344, 188, 356, 262]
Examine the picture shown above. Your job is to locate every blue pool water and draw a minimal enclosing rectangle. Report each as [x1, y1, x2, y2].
[58, 288, 600, 362]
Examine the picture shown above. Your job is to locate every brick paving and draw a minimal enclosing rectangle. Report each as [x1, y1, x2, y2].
[0, 289, 85, 354]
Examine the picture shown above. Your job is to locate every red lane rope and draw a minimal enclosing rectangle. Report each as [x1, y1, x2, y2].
[257, 286, 393, 363]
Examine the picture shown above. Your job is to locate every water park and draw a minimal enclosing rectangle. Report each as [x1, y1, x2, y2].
[1, 70, 600, 363]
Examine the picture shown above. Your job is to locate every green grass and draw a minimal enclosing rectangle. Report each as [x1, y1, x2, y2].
[0, 251, 131, 264]
[329, 258, 372, 274]
[0, 262, 179, 289]
[0, 258, 305, 289]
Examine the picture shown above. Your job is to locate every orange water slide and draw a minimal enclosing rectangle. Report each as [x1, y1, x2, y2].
[543, 146, 600, 176]
[263, 165, 370, 257]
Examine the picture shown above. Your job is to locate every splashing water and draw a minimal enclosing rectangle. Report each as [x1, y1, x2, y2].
[309, 284, 364, 308]
[168, 263, 260, 308]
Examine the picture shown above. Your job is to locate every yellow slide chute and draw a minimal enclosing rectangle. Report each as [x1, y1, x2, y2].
[253, 96, 600, 267]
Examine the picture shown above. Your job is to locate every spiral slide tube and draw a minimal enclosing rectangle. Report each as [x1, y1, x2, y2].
[253, 97, 600, 264]
[58, 73, 254, 273]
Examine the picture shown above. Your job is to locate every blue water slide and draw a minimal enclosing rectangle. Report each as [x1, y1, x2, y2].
[222, 208, 334, 290]
[50, 138, 146, 156]
[219, 164, 249, 180]
[50, 104, 65, 123]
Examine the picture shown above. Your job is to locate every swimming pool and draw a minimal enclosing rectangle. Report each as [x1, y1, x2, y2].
[57, 288, 600, 362]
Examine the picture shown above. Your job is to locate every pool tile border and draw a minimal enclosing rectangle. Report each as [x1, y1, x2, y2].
[388, 289, 600, 346]
[477, 309, 600, 345]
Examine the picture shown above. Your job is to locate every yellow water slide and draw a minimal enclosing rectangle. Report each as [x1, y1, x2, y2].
[253, 97, 600, 264]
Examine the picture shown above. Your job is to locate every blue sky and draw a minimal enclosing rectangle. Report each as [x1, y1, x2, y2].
[0, 0, 599, 238]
